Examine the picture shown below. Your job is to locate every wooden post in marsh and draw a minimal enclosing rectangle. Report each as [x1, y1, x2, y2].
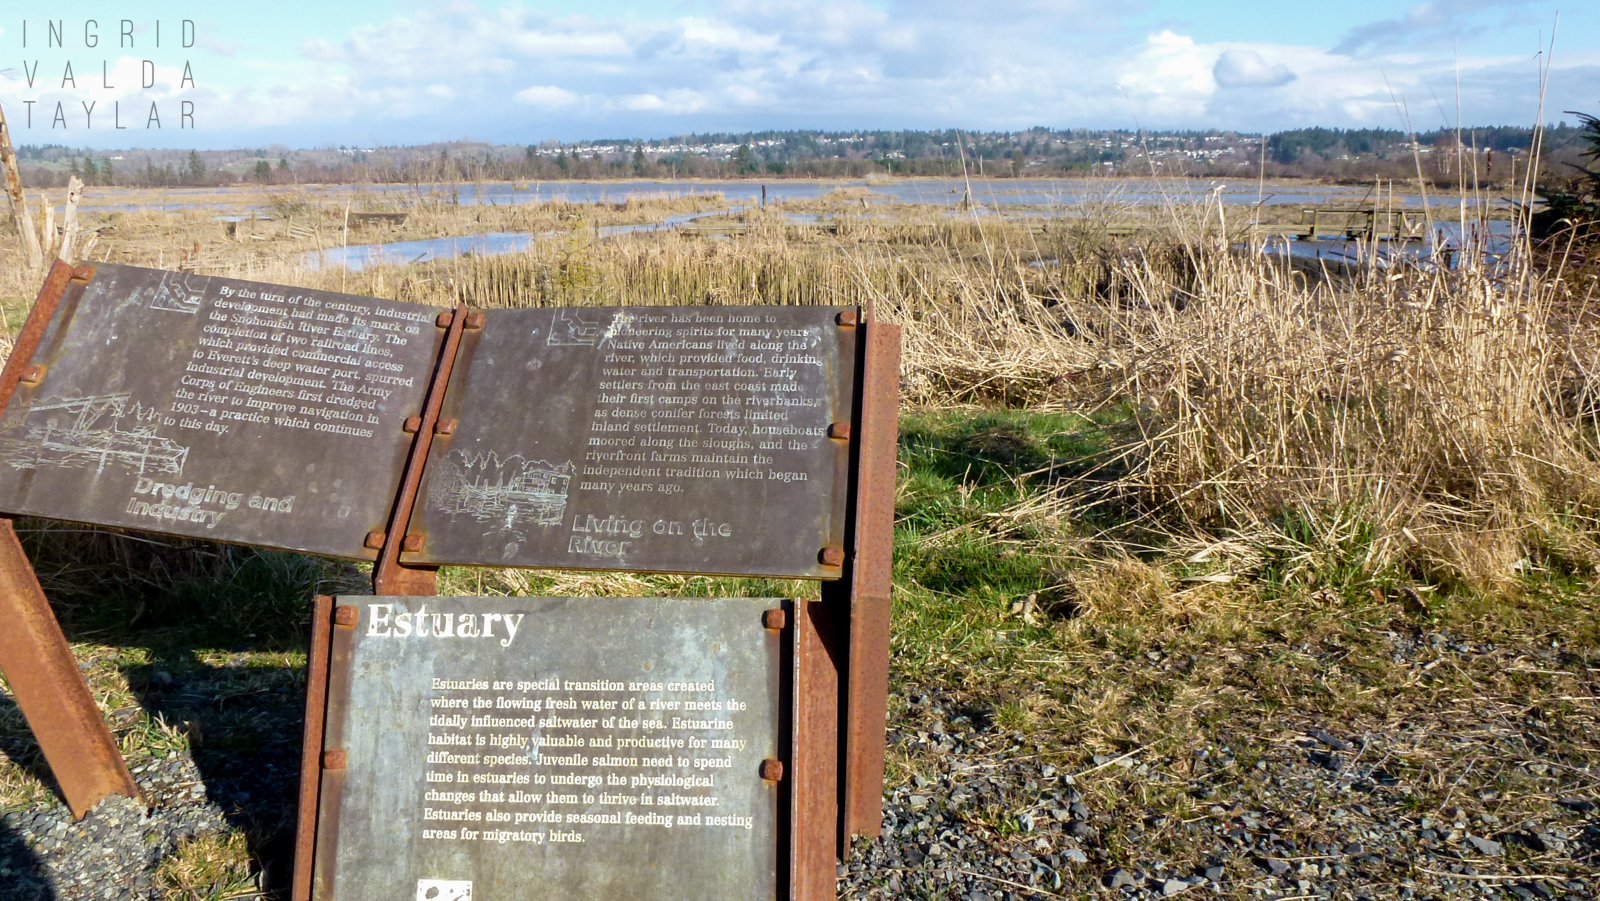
[39, 194, 55, 259]
[0, 103, 45, 270]
[58, 177, 83, 264]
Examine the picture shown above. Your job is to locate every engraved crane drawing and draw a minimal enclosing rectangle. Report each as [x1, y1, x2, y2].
[2, 393, 189, 476]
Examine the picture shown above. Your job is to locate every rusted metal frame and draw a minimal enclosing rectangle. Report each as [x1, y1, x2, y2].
[790, 599, 841, 901]
[776, 600, 795, 901]
[0, 261, 141, 819]
[840, 321, 901, 843]
[818, 309, 856, 858]
[309, 600, 359, 900]
[0, 260, 78, 407]
[820, 313, 902, 850]
[0, 520, 142, 818]
[370, 304, 470, 596]
[290, 595, 336, 901]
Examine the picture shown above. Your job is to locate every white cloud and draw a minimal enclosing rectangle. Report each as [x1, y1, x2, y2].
[621, 90, 707, 114]
[5, 1, 1594, 149]
[1213, 49, 1296, 88]
[514, 85, 577, 108]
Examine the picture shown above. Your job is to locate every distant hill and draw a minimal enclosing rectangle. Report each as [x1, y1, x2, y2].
[12, 124, 1587, 189]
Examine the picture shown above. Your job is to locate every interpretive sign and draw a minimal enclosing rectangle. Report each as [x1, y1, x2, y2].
[0, 264, 857, 578]
[0, 263, 443, 559]
[311, 595, 784, 901]
[406, 307, 855, 578]
[0, 263, 898, 901]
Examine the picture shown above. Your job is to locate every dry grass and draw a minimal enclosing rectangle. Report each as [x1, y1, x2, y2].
[0, 182, 1597, 894]
[1103, 237, 1600, 592]
[154, 831, 259, 900]
[5, 182, 1594, 590]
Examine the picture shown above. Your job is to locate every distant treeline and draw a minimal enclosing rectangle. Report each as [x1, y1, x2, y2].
[1266, 125, 1549, 162]
[11, 123, 1590, 189]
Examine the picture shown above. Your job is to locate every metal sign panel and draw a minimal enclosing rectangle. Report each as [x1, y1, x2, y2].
[0, 264, 444, 560]
[312, 596, 783, 901]
[404, 307, 855, 579]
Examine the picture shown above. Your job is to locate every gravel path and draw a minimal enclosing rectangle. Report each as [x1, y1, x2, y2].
[11, 742, 1594, 901]
[0, 629, 1593, 900]
[839, 683, 1599, 901]
[0, 753, 233, 900]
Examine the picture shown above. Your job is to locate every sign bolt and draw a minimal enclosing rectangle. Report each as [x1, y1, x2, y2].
[827, 422, 851, 440]
[334, 606, 359, 628]
[401, 534, 425, 553]
[364, 531, 386, 550]
[762, 609, 787, 630]
[760, 759, 784, 782]
[322, 749, 347, 770]
[818, 546, 845, 567]
[435, 311, 455, 329]
[436, 418, 458, 436]
[402, 416, 422, 434]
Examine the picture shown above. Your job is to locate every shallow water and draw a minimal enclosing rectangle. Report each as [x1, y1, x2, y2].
[308, 206, 1522, 273]
[304, 209, 740, 270]
[1254, 219, 1518, 271]
[305, 232, 546, 271]
[71, 176, 1477, 215]
[423, 177, 1440, 210]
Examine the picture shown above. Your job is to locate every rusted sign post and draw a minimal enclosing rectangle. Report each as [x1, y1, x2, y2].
[0, 262, 140, 817]
[0, 263, 899, 900]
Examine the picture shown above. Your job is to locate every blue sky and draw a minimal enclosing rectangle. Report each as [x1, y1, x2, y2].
[0, 1, 1595, 150]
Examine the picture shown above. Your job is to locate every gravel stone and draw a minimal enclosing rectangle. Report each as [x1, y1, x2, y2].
[1466, 835, 1504, 856]
[1104, 868, 1137, 889]
[0, 751, 233, 901]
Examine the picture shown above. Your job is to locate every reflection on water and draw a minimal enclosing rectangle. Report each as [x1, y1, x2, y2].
[596, 209, 734, 238]
[1254, 220, 1518, 272]
[419, 178, 1442, 210]
[305, 210, 738, 270]
[310, 205, 1522, 274]
[306, 232, 544, 271]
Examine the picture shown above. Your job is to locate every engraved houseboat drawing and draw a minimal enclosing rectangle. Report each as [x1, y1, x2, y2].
[429, 450, 573, 529]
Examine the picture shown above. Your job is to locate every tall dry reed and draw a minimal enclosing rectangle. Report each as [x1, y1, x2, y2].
[6, 187, 1592, 588]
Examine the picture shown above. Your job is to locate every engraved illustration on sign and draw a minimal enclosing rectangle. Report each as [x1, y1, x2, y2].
[313, 596, 782, 901]
[0, 393, 190, 476]
[428, 450, 574, 536]
[0, 263, 445, 560]
[149, 271, 208, 314]
[547, 309, 604, 347]
[406, 306, 854, 578]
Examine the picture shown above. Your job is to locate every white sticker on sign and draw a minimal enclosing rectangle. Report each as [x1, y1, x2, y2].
[416, 879, 472, 901]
